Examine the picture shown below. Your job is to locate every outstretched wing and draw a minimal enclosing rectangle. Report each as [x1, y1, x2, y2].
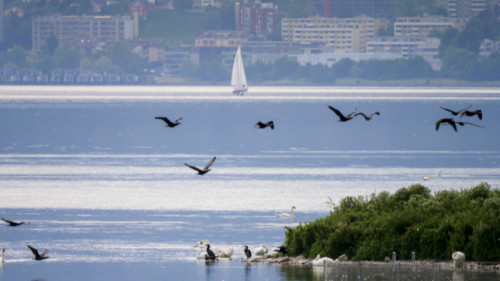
[328, 106, 346, 119]
[184, 163, 203, 173]
[346, 108, 357, 118]
[174, 117, 183, 123]
[155, 116, 174, 126]
[27, 245, 41, 259]
[440, 106, 459, 115]
[2, 218, 13, 224]
[203, 157, 216, 171]
[39, 249, 48, 258]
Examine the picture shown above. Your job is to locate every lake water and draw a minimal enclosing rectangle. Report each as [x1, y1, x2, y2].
[1, 86, 499, 281]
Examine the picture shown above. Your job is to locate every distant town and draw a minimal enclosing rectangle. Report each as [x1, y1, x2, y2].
[0, 0, 499, 85]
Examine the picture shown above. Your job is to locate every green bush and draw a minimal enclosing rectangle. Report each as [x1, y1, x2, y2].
[283, 183, 500, 261]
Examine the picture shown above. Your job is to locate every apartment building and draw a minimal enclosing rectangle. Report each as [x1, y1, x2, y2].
[235, 2, 285, 37]
[32, 15, 137, 51]
[436, 0, 499, 18]
[195, 30, 250, 48]
[281, 16, 376, 52]
[394, 16, 466, 38]
[366, 36, 442, 70]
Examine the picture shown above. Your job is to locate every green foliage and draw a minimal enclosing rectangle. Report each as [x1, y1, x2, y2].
[283, 183, 500, 261]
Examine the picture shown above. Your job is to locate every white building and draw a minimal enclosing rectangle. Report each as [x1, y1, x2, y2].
[366, 36, 442, 70]
[281, 16, 376, 52]
[394, 16, 466, 38]
[32, 15, 136, 51]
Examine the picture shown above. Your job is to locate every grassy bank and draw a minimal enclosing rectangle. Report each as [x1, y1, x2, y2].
[284, 183, 500, 261]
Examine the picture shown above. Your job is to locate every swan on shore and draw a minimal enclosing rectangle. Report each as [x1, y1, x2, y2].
[215, 247, 234, 259]
[276, 206, 296, 218]
[193, 240, 233, 259]
[254, 245, 268, 256]
[312, 254, 335, 266]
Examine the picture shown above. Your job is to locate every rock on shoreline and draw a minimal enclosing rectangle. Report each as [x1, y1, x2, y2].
[242, 254, 500, 271]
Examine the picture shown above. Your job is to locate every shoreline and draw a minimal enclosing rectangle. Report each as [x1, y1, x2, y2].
[244, 254, 500, 271]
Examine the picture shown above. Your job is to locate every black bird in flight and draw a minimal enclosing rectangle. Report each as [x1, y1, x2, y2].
[2, 218, 30, 227]
[27, 245, 49, 261]
[456, 121, 484, 128]
[154, 116, 182, 128]
[460, 109, 482, 120]
[184, 156, 216, 175]
[354, 112, 380, 121]
[244, 246, 252, 258]
[440, 105, 471, 116]
[328, 106, 358, 122]
[435, 118, 457, 132]
[274, 245, 288, 255]
[255, 121, 274, 129]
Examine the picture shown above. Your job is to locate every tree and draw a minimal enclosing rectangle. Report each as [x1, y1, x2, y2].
[440, 48, 477, 79]
[6, 45, 27, 68]
[53, 47, 82, 69]
[46, 35, 59, 56]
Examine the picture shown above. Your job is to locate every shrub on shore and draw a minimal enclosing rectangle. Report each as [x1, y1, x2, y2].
[284, 183, 500, 261]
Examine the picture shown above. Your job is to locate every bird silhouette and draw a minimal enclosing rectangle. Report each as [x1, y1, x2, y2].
[27, 245, 48, 261]
[274, 245, 288, 255]
[184, 157, 216, 175]
[205, 244, 216, 261]
[456, 121, 484, 128]
[328, 106, 357, 122]
[255, 121, 274, 129]
[154, 116, 182, 127]
[436, 118, 457, 132]
[354, 112, 380, 121]
[440, 106, 471, 116]
[460, 109, 482, 120]
[2, 218, 29, 227]
[244, 246, 252, 258]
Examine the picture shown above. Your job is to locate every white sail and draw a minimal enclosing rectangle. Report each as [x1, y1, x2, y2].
[231, 46, 247, 96]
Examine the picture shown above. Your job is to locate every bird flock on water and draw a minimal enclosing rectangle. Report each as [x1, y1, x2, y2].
[1, 103, 485, 263]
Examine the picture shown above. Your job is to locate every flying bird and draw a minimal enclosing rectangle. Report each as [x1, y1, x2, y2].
[328, 106, 358, 122]
[460, 109, 482, 120]
[456, 121, 484, 128]
[184, 156, 216, 175]
[354, 112, 380, 121]
[27, 245, 48, 261]
[2, 218, 29, 227]
[274, 245, 288, 255]
[244, 246, 252, 258]
[255, 121, 274, 129]
[435, 118, 457, 132]
[440, 106, 471, 116]
[154, 116, 182, 127]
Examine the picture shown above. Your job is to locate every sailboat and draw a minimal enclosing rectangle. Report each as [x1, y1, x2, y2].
[231, 46, 248, 96]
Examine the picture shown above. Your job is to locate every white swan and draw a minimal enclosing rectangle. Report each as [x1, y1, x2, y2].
[193, 240, 209, 259]
[254, 245, 268, 256]
[312, 254, 335, 266]
[215, 247, 234, 258]
[452, 251, 465, 268]
[193, 240, 234, 259]
[276, 206, 296, 218]
[435, 169, 442, 177]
